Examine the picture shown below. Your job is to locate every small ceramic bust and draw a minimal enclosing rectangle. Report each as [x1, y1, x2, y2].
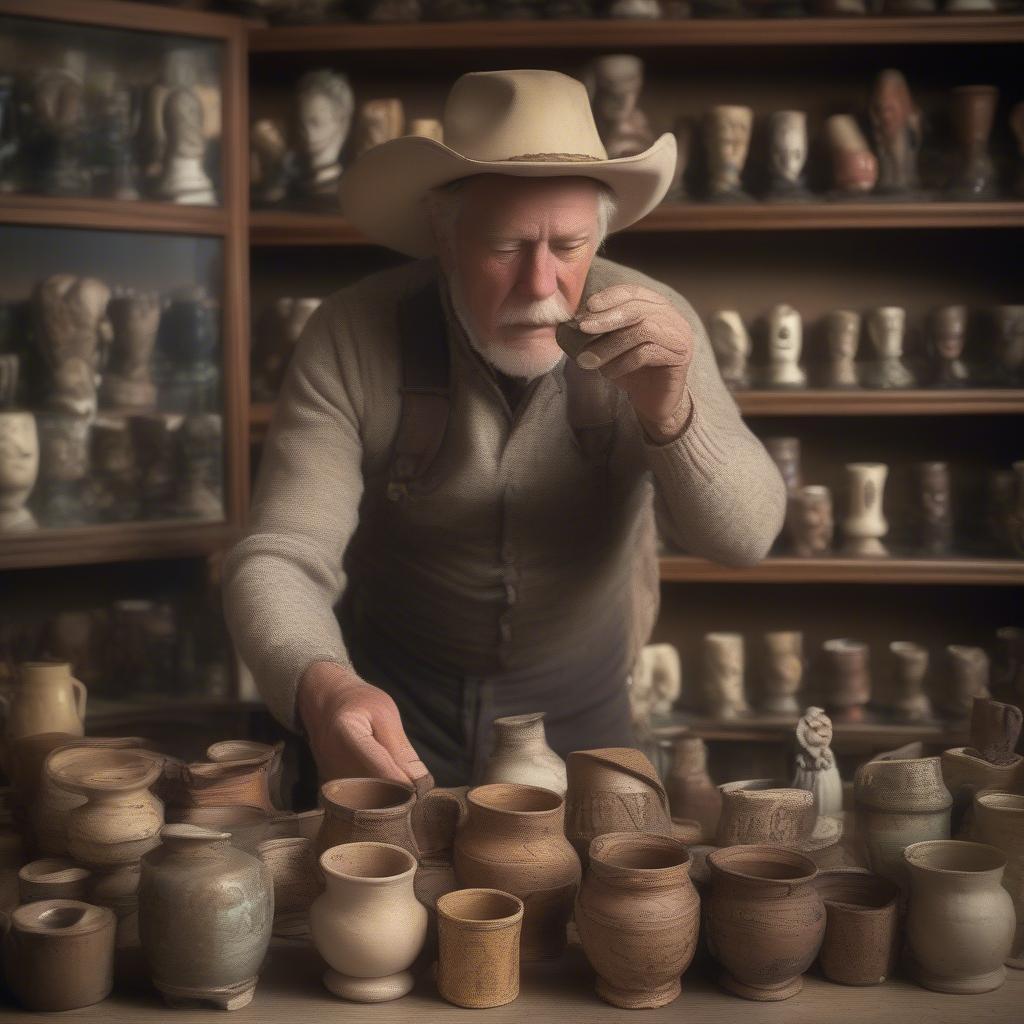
[608, 0, 662, 15]
[992, 305, 1024, 386]
[294, 69, 354, 201]
[947, 85, 999, 201]
[791, 706, 842, 819]
[586, 55, 655, 160]
[250, 119, 291, 206]
[32, 51, 89, 195]
[366, 0, 423, 19]
[355, 98, 405, 157]
[708, 310, 751, 389]
[702, 632, 749, 719]
[825, 114, 877, 196]
[928, 305, 970, 388]
[0, 411, 39, 531]
[764, 303, 806, 388]
[869, 69, 922, 196]
[767, 111, 810, 201]
[1010, 102, 1024, 199]
[915, 460, 953, 555]
[787, 485, 833, 557]
[824, 309, 861, 388]
[706, 105, 752, 202]
[101, 292, 160, 409]
[863, 306, 915, 389]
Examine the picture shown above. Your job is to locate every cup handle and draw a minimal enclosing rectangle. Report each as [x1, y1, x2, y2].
[70, 677, 87, 721]
[412, 785, 469, 858]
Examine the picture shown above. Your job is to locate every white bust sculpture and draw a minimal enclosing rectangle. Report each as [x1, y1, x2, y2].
[709, 310, 751, 389]
[765, 303, 806, 387]
[864, 306, 915, 389]
[706, 105, 752, 201]
[0, 411, 39, 531]
[702, 632, 749, 719]
[768, 110, 810, 200]
[295, 69, 354, 199]
[825, 309, 861, 388]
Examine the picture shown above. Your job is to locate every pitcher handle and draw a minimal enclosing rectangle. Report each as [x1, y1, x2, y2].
[412, 784, 469, 859]
[70, 676, 88, 721]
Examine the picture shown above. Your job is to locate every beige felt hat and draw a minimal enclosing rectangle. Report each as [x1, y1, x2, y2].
[340, 69, 677, 258]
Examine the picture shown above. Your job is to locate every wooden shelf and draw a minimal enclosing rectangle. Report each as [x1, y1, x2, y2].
[735, 389, 1024, 416]
[86, 697, 264, 727]
[250, 202, 1024, 247]
[248, 16, 1024, 53]
[658, 555, 1024, 585]
[0, 193, 230, 237]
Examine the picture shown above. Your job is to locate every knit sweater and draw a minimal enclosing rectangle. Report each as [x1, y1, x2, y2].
[223, 256, 787, 730]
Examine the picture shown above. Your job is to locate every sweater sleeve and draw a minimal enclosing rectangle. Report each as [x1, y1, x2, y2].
[221, 294, 364, 730]
[639, 293, 787, 568]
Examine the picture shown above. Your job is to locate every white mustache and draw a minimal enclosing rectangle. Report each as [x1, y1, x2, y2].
[496, 295, 573, 328]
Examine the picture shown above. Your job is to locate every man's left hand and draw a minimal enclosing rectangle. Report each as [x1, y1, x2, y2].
[574, 284, 694, 444]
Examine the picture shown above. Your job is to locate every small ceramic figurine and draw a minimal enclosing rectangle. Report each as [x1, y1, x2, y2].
[31, 51, 89, 196]
[824, 309, 861, 388]
[157, 53, 216, 205]
[252, 297, 321, 401]
[294, 69, 354, 204]
[824, 114, 877, 197]
[354, 98, 404, 157]
[992, 305, 1024, 386]
[708, 310, 751, 389]
[915, 460, 953, 555]
[702, 632, 749, 719]
[764, 303, 806, 388]
[842, 462, 889, 557]
[1010, 102, 1024, 199]
[947, 85, 999, 201]
[585, 55, 655, 160]
[0, 411, 38, 531]
[366, 0, 423, 18]
[761, 631, 803, 714]
[927, 305, 970, 388]
[888, 641, 933, 722]
[869, 69, 923, 197]
[862, 306, 914, 389]
[665, 115, 691, 202]
[766, 111, 811, 201]
[101, 292, 160, 409]
[607, 0, 662, 16]
[705, 105, 753, 202]
[787, 485, 833, 557]
[791, 706, 842, 819]
[250, 119, 291, 207]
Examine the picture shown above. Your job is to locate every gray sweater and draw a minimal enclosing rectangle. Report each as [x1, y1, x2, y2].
[223, 256, 787, 730]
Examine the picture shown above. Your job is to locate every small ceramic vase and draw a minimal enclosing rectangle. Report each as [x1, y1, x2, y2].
[17, 858, 91, 903]
[0, 661, 86, 746]
[904, 840, 1015, 993]
[3, 899, 115, 1010]
[316, 777, 418, 859]
[256, 836, 322, 938]
[436, 888, 524, 1008]
[701, 632, 750, 719]
[815, 868, 900, 986]
[760, 631, 803, 713]
[480, 712, 567, 795]
[454, 783, 580, 961]
[787, 485, 834, 557]
[821, 639, 871, 723]
[140, 825, 273, 1008]
[887, 642, 933, 722]
[941, 747, 1024, 838]
[715, 779, 815, 848]
[564, 748, 671, 866]
[943, 645, 991, 720]
[947, 85, 999, 201]
[854, 756, 952, 886]
[972, 791, 1024, 969]
[664, 736, 722, 842]
[824, 309, 861, 389]
[706, 845, 825, 1001]
[310, 841, 427, 1002]
[764, 303, 806, 388]
[842, 463, 889, 557]
[202, 739, 284, 811]
[576, 832, 700, 1009]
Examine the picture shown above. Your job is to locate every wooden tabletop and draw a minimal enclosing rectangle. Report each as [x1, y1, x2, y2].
[3, 937, 1020, 1023]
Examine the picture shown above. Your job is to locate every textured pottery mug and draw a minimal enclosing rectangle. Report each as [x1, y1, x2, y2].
[315, 777, 419, 859]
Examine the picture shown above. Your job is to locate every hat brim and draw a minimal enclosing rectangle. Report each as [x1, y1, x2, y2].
[340, 132, 678, 258]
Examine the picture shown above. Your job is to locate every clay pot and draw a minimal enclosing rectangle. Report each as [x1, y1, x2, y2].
[706, 845, 825, 1001]
[2, 899, 115, 1010]
[139, 824, 274, 1010]
[576, 832, 700, 1009]
[256, 836, 322, 938]
[943, 645, 992, 720]
[815, 868, 900, 986]
[310, 841, 427, 1002]
[760, 631, 803, 714]
[820, 639, 871, 723]
[564, 748, 671, 866]
[436, 888, 524, 1008]
[715, 779, 815, 848]
[18, 858, 91, 903]
[167, 740, 283, 814]
[664, 736, 721, 842]
[941, 746, 1024, 838]
[904, 839, 1015, 993]
[316, 777, 419, 859]
[886, 642, 932, 722]
[854, 756, 952, 886]
[972, 791, 1024, 968]
[454, 782, 580, 962]
[671, 818, 703, 844]
[0, 662, 86, 748]
[480, 712, 567, 795]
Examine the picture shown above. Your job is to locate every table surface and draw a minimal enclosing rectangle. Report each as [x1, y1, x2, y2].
[2, 938, 1021, 1023]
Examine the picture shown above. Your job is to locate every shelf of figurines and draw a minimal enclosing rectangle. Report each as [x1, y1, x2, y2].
[0, 196, 230, 238]
[1, 686, 1023, 1015]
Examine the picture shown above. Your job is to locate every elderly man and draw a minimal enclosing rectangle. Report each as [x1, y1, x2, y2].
[224, 70, 786, 788]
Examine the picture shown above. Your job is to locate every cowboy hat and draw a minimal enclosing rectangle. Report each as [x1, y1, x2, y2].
[340, 69, 677, 258]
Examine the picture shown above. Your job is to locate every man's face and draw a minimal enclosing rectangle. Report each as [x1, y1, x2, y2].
[435, 175, 603, 380]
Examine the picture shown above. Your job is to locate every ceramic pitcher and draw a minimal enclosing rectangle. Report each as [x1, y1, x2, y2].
[480, 713, 566, 795]
[0, 662, 86, 747]
[972, 791, 1024, 969]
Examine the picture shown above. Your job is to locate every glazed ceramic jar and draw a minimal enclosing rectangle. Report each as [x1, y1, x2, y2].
[664, 737, 721, 843]
[0, 662, 86, 747]
[854, 756, 952, 886]
[256, 836, 322, 938]
[715, 779, 815, 848]
[310, 841, 427, 1002]
[454, 782, 580, 961]
[139, 824, 274, 1010]
[316, 777, 419, 859]
[436, 888, 524, 1009]
[480, 713, 567, 796]
[706, 845, 825, 1001]
[564, 748, 671, 865]
[815, 868, 900, 986]
[3, 899, 116, 1011]
[972, 791, 1024, 968]
[17, 858, 91, 903]
[576, 832, 700, 1009]
[904, 840, 1015, 993]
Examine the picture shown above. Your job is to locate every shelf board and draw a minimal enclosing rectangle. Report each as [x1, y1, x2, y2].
[248, 15, 1024, 53]
[0, 194, 230, 237]
[658, 555, 1024, 585]
[735, 389, 1024, 416]
[250, 202, 1024, 247]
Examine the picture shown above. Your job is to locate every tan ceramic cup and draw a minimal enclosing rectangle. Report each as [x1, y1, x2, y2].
[436, 888, 524, 1008]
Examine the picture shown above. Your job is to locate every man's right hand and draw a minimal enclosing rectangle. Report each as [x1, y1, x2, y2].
[298, 661, 430, 786]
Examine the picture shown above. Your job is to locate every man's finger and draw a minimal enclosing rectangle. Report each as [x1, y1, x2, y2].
[335, 710, 410, 783]
[585, 284, 668, 313]
[372, 715, 431, 782]
[577, 299, 665, 335]
[600, 340, 680, 381]
[576, 323, 689, 371]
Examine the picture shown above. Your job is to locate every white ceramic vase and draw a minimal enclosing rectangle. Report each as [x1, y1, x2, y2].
[842, 463, 889, 556]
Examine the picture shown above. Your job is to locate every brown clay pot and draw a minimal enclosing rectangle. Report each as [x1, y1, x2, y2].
[564, 748, 671, 865]
[17, 858, 92, 904]
[706, 844, 825, 1001]
[664, 736, 721, 842]
[436, 888, 524, 1009]
[575, 832, 700, 1009]
[715, 779, 815, 848]
[453, 783, 580, 962]
[256, 837, 322, 938]
[165, 740, 283, 814]
[316, 777, 419, 859]
[815, 868, 900, 986]
[941, 746, 1024, 838]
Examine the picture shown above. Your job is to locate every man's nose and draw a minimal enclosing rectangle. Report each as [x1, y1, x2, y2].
[518, 245, 558, 300]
